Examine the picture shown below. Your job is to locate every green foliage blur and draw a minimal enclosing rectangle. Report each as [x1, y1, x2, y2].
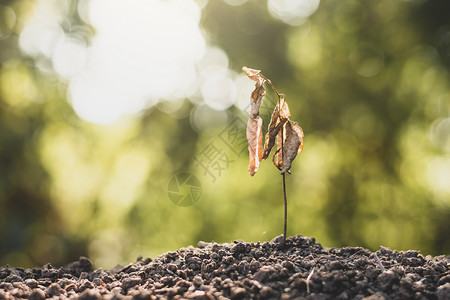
[1, 0, 449, 268]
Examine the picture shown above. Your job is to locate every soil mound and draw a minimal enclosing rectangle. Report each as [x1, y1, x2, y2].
[0, 235, 449, 299]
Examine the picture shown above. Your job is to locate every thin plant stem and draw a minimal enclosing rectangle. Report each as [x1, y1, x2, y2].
[260, 74, 281, 97]
[282, 172, 287, 247]
[279, 93, 287, 248]
[261, 72, 288, 247]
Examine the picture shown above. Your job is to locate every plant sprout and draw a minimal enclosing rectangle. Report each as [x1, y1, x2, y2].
[243, 67, 304, 247]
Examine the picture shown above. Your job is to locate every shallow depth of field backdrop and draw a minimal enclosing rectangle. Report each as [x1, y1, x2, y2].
[0, 0, 449, 268]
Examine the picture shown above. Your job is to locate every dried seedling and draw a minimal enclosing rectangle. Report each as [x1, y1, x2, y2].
[243, 66, 304, 247]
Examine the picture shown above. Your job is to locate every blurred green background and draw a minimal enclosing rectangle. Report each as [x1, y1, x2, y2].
[1, 0, 449, 269]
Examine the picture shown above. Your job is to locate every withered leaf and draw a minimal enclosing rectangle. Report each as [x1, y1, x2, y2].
[243, 66, 304, 177]
[243, 66, 266, 118]
[272, 123, 286, 170]
[278, 94, 291, 119]
[249, 83, 266, 118]
[242, 66, 261, 81]
[262, 104, 287, 160]
[272, 148, 282, 171]
[281, 121, 304, 174]
[246, 116, 264, 176]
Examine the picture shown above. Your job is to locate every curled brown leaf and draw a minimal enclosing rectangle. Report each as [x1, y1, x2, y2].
[278, 94, 291, 119]
[243, 67, 266, 118]
[272, 123, 286, 171]
[246, 116, 264, 176]
[262, 105, 287, 160]
[281, 121, 304, 174]
[242, 66, 261, 81]
[272, 148, 282, 171]
[243, 66, 304, 176]
[250, 83, 266, 119]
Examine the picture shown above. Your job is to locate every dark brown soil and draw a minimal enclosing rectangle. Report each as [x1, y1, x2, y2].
[0, 235, 449, 299]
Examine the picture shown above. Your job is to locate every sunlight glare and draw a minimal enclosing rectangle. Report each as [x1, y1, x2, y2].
[20, 21, 64, 58]
[18, 0, 253, 125]
[426, 157, 450, 195]
[19, 0, 212, 124]
[268, 0, 320, 26]
[52, 38, 87, 80]
[197, 47, 236, 111]
[68, 0, 206, 124]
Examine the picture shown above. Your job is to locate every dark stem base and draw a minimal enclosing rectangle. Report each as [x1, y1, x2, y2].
[282, 172, 287, 247]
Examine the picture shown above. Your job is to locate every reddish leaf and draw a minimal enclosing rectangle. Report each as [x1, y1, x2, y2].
[246, 116, 264, 176]
[281, 121, 304, 174]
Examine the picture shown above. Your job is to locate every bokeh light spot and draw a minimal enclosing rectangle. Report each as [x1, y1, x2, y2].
[268, 0, 320, 26]
[190, 104, 229, 133]
[427, 157, 450, 196]
[201, 69, 237, 111]
[20, 0, 211, 124]
[0, 5, 16, 39]
[69, 0, 207, 124]
[349, 46, 385, 78]
[52, 38, 88, 80]
[222, 0, 248, 6]
[430, 118, 450, 152]
[288, 25, 323, 71]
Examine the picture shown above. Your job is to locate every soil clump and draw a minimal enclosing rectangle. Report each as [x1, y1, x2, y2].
[0, 235, 449, 299]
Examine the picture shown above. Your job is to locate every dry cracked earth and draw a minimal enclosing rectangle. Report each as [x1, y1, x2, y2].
[0, 235, 449, 299]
